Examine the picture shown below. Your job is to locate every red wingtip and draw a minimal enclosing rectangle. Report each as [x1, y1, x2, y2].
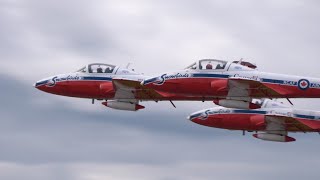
[213, 99, 219, 105]
[285, 136, 296, 142]
[135, 104, 145, 110]
[249, 103, 261, 109]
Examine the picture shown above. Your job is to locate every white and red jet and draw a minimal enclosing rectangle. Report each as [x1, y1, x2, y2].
[188, 99, 320, 142]
[34, 63, 150, 111]
[143, 59, 320, 109]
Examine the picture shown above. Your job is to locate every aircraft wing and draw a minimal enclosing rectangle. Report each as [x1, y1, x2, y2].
[227, 77, 291, 99]
[264, 115, 319, 133]
[112, 78, 169, 100]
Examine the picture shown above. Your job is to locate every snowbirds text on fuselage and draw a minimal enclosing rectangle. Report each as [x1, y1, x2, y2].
[142, 59, 320, 109]
[188, 99, 320, 142]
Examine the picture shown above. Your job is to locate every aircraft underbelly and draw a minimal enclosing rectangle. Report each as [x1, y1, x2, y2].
[192, 114, 265, 131]
[67, 81, 106, 98]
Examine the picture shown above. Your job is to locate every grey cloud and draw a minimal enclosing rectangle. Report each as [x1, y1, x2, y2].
[1, 0, 320, 179]
[22, 0, 117, 56]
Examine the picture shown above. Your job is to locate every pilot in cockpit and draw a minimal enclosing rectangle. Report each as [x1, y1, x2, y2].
[206, 63, 213, 69]
[97, 66, 103, 73]
[105, 67, 112, 73]
[216, 63, 224, 69]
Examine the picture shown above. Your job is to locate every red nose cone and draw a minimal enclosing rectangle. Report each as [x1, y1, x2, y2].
[102, 102, 108, 106]
[252, 134, 258, 138]
[35, 85, 44, 91]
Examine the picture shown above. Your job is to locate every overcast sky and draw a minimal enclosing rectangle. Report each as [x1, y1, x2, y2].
[1, 0, 320, 179]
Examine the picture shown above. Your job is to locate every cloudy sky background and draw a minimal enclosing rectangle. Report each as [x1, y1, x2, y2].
[1, 0, 320, 179]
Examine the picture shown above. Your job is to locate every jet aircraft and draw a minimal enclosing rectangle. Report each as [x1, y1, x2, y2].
[34, 63, 150, 111]
[143, 59, 320, 109]
[188, 99, 320, 142]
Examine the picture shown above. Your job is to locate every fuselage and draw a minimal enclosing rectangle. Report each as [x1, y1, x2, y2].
[34, 63, 146, 99]
[188, 100, 320, 132]
[143, 59, 320, 99]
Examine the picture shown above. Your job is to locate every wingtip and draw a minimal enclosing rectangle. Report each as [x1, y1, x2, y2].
[135, 104, 145, 110]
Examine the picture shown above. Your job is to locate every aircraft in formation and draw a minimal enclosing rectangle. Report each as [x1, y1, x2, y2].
[34, 59, 320, 142]
[189, 99, 320, 142]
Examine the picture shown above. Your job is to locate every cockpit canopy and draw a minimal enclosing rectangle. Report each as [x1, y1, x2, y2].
[232, 61, 257, 69]
[185, 59, 228, 70]
[76, 63, 117, 74]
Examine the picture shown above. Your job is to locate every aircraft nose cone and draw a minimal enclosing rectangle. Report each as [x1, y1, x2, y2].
[34, 79, 49, 89]
[188, 111, 209, 122]
[187, 113, 199, 121]
[34, 83, 40, 91]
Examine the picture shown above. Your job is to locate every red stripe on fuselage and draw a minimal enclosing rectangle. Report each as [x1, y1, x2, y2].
[36, 81, 115, 99]
[262, 83, 320, 98]
[191, 114, 266, 131]
[146, 78, 229, 96]
[191, 114, 320, 132]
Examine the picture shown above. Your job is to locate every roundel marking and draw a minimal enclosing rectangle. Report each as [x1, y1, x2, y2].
[298, 79, 310, 90]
